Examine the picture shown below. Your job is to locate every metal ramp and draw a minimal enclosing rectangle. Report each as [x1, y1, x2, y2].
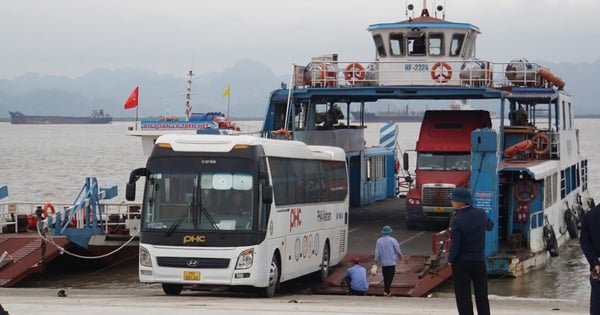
[313, 253, 452, 297]
[0, 236, 71, 287]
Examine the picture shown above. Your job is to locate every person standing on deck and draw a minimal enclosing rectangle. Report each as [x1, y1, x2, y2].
[448, 187, 494, 315]
[580, 204, 600, 315]
[374, 225, 402, 297]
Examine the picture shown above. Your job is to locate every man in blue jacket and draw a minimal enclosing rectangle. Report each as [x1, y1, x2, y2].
[448, 187, 494, 315]
[580, 204, 600, 315]
[344, 256, 369, 296]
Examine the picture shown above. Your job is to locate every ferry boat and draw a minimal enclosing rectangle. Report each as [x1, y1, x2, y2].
[127, 70, 247, 158]
[351, 105, 424, 123]
[9, 110, 112, 124]
[0, 178, 140, 286]
[259, 3, 595, 276]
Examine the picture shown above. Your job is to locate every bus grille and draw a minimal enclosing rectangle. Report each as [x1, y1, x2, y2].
[422, 187, 453, 206]
[157, 257, 230, 269]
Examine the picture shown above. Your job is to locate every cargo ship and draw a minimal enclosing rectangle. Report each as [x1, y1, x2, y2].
[9, 110, 112, 124]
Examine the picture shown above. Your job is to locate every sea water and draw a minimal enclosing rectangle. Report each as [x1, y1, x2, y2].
[0, 120, 597, 299]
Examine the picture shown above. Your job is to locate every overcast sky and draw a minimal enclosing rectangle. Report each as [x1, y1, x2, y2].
[1, 0, 598, 79]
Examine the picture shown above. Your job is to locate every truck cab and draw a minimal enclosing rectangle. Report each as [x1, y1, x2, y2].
[405, 109, 491, 229]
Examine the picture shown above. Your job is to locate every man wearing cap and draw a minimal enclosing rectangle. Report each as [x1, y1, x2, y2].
[448, 187, 493, 315]
[374, 225, 402, 297]
[344, 256, 369, 296]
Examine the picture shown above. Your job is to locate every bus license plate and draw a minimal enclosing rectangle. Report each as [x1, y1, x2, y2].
[183, 271, 200, 281]
[433, 207, 445, 213]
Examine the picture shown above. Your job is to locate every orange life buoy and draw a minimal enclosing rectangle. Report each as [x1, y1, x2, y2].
[538, 69, 565, 89]
[273, 128, 292, 140]
[394, 159, 400, 174]
[344, 63, 366, 82]
[504, 139, 532, 158]
[530, 133, 550, 155]
[431, 62, 453, 83]
[43, 202, 56, 217]
[514, 179, 537, 203]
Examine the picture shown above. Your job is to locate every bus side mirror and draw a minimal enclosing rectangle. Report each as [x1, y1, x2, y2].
[403, 152, 410, 171]
[262, 185, 273, 204]
[126, 167, 150, 201]
[126, 182, 136, 201]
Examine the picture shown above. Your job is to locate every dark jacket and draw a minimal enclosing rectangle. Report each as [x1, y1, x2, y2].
[448, 205, 494, 263]
[580, 205, 600, 270]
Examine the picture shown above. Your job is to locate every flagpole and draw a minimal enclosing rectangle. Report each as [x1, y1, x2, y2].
[226, 84, 230, 118]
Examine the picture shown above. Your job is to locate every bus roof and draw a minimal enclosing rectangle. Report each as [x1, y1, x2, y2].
[154, 134, 346, 161]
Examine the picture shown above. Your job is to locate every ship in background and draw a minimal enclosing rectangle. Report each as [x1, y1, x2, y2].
[9, 110, 112, 124]
[351, 104, 424, 122]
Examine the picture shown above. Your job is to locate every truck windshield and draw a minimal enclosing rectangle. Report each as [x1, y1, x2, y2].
[417, 153, 471, 171]
[142, 157, 255, 232]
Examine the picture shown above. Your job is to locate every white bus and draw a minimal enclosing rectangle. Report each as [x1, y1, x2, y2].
[126, 134, 349, 297]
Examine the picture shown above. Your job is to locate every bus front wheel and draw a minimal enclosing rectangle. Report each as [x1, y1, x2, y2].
[258, 255, 280, 297]
[162, 283, 183, 295]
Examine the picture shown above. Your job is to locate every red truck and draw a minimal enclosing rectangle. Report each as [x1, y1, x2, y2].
[404, 110, 491, 230]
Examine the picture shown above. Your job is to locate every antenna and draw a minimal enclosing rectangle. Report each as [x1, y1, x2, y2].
[185, 70, 194, 121]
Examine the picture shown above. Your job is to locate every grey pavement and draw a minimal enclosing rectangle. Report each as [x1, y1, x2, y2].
[0, 288, 588, 314]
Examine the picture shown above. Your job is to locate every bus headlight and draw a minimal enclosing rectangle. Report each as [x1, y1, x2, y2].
[139, 246, 152, 267]
[235, 248, 254, 270]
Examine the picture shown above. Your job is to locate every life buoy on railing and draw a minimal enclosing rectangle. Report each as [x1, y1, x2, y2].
[504, 139, 532, 158]
[514, 179, 537, 203]
[431, 62, 453, 83]
[344, 63, 366, 82]
[273, 128, 292, 140]
[43, 202, 56, 218]
[394, 159, 400, 174]
[531, 133, 550, 155]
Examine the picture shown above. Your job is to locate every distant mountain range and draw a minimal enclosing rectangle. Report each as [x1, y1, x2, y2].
[0, 59, 598, 120]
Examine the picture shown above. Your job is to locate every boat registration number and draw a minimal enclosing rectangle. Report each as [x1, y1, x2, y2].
[183, 271, 201, 281]
[433, 207, 445, 213]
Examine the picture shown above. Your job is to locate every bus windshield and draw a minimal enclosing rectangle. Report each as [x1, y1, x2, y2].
[143, 157, 255, 233]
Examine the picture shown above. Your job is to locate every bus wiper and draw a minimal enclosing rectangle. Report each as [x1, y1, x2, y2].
[199, 202, 222, 235]
[164, 206, 190, 238]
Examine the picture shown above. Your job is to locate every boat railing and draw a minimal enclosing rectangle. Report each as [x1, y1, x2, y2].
[296, 59, 560, 91]
[0, 201, 142, 236]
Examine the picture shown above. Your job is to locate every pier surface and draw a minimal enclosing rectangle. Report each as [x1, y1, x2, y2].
[0, 287, 588, 315]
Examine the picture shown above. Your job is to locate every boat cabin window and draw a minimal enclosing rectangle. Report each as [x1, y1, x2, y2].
[462, 33, 477, 58]
[428, 33, 444, 56]
[408, 33, 426, 56]
[449, 34, 465, 56]
[373, 34, 387, 57]
[389, 33, 405, 56]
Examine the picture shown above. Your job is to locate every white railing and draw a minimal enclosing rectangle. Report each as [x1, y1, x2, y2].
[0, 201, 142, 235]
[296, 59, 559, 90]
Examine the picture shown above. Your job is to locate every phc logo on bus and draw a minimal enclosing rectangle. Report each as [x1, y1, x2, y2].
[183, 235, 207, 244]
[290, 208, 302, 232]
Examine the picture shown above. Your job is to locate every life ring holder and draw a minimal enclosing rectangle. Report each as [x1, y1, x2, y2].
[344, 63, 366, 83]
[273, 128, 292, 140]
[43, 202, 56, 217]
[514, 179, 536, 203]
[530, 133, 550, 155]
[431, 62, 453, 83]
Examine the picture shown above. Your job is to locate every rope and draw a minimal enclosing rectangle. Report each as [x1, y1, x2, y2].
[36, 226, 139, 260]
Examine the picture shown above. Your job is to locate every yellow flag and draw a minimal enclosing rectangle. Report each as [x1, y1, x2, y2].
[221, 84, 230, 97]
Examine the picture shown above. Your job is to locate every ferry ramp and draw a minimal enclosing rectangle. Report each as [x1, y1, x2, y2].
[0, 235, 71, 287]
